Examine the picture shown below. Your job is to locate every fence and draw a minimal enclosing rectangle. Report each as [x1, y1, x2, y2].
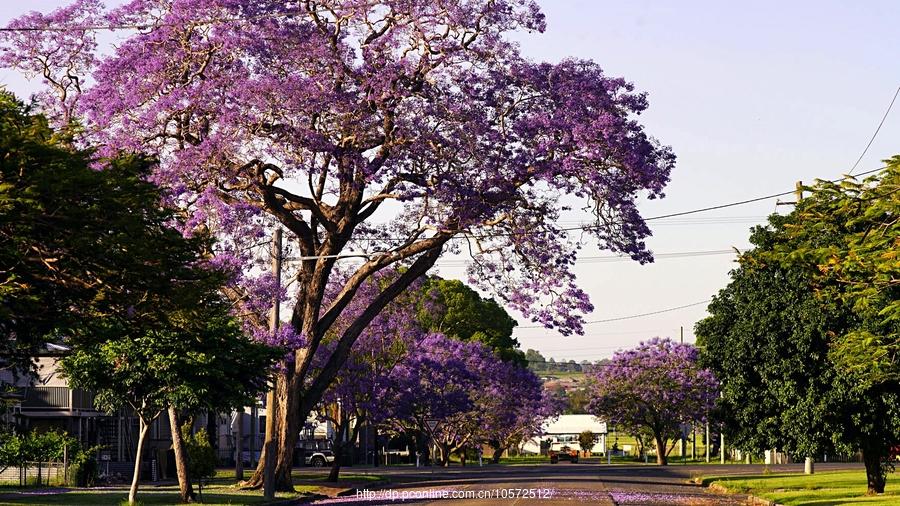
[0, 462, 66, 486]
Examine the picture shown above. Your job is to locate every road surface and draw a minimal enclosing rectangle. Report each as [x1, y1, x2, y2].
[310, 462, 861, 505]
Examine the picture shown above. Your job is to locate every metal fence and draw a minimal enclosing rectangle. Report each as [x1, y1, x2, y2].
[0, 462, 66, 486]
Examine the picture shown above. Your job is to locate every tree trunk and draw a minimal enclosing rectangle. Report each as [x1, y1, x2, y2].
[327, 421, 347, 483]
[168, 406, 195, 503]
[373, 425, 379, 467]
[243, 368, 300, 491]
[490, 442, 503, 464]
[439, 444, 451, 467]
[862, 448, 887, 494]
[129, 417, 152, 505]
[654, 436, 668, 466]
[329, 415, 362, 483]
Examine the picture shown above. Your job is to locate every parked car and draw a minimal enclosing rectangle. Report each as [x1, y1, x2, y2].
[294, 439, 336, 467]
[549, 444, 579, 464]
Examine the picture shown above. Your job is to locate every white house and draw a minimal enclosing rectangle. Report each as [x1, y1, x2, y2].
[522, 414, 608, 454]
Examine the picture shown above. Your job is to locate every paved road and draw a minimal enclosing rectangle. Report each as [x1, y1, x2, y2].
[311, 462, 863, 506]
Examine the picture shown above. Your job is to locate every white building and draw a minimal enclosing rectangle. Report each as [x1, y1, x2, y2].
[522, 414, 608, 454]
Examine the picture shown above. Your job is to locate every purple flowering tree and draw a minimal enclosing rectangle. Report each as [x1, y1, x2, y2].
[587, 338, 718, 465]
[315, 270, 425, 482]
[3, 0, 674, 487]
[479, 364, 561, 463]
[382, 333, 489, 466]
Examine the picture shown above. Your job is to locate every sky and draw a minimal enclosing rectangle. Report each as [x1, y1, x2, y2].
[2, 1, 898, 362]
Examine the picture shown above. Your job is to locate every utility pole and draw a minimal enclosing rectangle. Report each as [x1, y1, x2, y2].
[793, 182, 816, 474]
[705, 420, 710, 463]
[777, 181, 804, 207]
[720, 430, 725, 464]
[264, 229, 282, 500]
[235, 410, 243, 480]
[680, 326, 683, 344]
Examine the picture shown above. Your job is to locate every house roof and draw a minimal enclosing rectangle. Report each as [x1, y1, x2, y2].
[542, 414, 607, 434]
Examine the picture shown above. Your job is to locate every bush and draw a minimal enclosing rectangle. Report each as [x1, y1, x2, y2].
[67, 445, 100, 487]
[182, 427, 216, 501]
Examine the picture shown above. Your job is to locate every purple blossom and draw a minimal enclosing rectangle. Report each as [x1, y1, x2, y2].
[587, 338, 718, 464]
[0, 0, 675, 339]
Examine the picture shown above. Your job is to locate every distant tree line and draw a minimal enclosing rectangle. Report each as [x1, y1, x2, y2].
[524, 349, 606, 374]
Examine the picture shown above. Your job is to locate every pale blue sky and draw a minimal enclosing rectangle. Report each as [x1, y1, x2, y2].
[2, 1, 898, 360]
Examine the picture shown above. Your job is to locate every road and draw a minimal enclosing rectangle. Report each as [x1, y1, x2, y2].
[310, 462, 862, 505]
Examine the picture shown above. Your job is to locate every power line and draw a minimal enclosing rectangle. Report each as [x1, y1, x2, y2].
[848, 85, 900, 175]
[341, 165, 887, 244]
[433, 248, 744, 267]
[518, 300, 711, 329]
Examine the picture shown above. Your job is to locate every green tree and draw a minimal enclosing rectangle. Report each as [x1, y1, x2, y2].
[525, 349, 546, 371]
[417, 277, 524, 364]
[0, 93, 283, 503]
[565, 388, 592, 415]
[766, 161, 900, 385]
[697, 210, 900, 494]
[182, 427, 218, 502]
[0, 92, 164, 381]
[578, 430, 595, 455]
[64, 290, 277, 504]
[0, 91, 277, 504]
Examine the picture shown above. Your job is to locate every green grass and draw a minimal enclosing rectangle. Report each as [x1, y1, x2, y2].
[703, 470, 900, 506]
[0, 485, 314, 505]
[497, 455, 551, 465]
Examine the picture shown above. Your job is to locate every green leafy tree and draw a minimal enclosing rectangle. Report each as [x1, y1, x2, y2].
[525, 349, 546, 371]
[182, 427, 218, 502]
[0, 92, 166, 381]
[417, 277, 524, 364]
[565, 388, 592, 415]
[578, 430, 595, 455]
[0, 90, 277, 504]
[697, 210, 900, 494]
[765, 160, 900, 385]
[64, 292, 277, 504]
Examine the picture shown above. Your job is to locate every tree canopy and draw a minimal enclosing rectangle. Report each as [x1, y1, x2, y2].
[763, 160, 900, 385]
[697, 201, 900, 494]
[417, 277, 523, 364]
[587, 338, 717, 465]
[3, 0, 675, 487]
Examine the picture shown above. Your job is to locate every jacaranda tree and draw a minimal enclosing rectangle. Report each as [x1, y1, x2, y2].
[478, 359, 558, 463]
[380, 333, 485, 467]
[3, 0, 675, 488]
[587, 338, 718, 465]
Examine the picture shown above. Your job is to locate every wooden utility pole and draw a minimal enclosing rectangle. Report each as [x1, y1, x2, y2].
[263, 228, 282, 500]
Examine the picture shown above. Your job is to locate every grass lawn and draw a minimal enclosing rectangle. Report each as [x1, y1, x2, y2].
[702, 470, 900, 506]
[0, 470, 386, 505]
[497, 455, 551, 465]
